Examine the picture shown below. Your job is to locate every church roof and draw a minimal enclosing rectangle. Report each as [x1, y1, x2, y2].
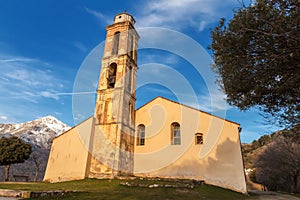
[136, 96, 240, 126]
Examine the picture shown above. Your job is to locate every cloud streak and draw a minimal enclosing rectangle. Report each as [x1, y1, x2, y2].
[0, 53, 78, 124]
[84, 7, 111, 24]
[0, 55, 67, 101]
[0, 115, 7, 120]
[0, 57, 38, 63]
[73, 41, 88, 52]
[0, 91, 96, 100]
[135, 0, 241, 31]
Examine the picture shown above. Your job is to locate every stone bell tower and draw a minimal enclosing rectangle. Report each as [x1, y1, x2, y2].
[88, 13, 139, 178]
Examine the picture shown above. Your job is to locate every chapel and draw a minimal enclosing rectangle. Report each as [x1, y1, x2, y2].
[44, 13, 247, 193]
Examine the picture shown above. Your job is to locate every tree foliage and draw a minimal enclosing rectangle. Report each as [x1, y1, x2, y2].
[254, 136, 300, 193]
[210, 0, 300, 126]
[0, 136, 32, 181]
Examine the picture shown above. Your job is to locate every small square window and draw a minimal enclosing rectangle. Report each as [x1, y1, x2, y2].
[195, 133, 203, 145]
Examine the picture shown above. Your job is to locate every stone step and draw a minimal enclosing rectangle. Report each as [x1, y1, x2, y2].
[0, 189, 72, 199]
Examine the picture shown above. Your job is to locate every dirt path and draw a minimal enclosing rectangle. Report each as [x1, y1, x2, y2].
[249, 190, 300, 200]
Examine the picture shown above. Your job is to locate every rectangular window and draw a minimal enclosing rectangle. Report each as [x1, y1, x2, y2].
[173, 129, 181, 145]
[137, 124, 145, 146]
[171, 123, 181, 145]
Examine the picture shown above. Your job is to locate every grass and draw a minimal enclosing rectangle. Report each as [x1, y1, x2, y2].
[0, 178, 251, 200]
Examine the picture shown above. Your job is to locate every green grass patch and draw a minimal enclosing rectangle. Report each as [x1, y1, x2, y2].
[0, 178, 250, 200]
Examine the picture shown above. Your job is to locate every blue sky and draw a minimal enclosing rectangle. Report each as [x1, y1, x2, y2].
[0, 0, 280, 143]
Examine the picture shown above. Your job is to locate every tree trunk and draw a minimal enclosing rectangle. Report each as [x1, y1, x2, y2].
[4, 165, 10, 182]
[293, 172, 299, 193]
[34, 166, 39, 182]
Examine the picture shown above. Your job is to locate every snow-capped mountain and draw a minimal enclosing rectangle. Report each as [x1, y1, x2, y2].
[0, 116, 71, 149]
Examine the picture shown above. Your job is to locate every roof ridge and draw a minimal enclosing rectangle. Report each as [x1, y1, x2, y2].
[136, 96, 239, 126]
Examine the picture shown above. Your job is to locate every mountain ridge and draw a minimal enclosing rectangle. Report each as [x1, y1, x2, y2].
[0, 115, 71, 149]
[0, 116, 71, 181]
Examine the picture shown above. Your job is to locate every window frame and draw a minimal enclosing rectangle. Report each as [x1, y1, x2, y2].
[107, 63, 117, 88]
[112, 31, 120, 55]
[137, 124, 145, 146]
[171, 122, 181, 145]
[195, 133, 204, 145]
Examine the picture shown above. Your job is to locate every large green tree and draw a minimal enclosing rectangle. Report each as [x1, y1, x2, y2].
[0, 136, 32, 181]
[210, 0, 300, 126]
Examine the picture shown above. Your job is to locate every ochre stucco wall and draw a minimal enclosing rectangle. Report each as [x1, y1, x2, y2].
[43, 117, 94, 182]
[134, 97, 247, 193]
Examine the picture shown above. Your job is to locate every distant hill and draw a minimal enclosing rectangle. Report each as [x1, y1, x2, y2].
[0, 116, 70, 182]
[242, 125, 300, 169]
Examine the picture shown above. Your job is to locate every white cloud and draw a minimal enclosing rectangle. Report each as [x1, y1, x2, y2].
[137, 62, 228, 114]
[197, 90, 228, 112]
[84, 7, 111, 24]
[2, 91, 96, 102]
[137, 85, 229, 115]
[73, 41, 88, 52]
[22, 91, 39, 103]
[137, 63, 170, 80]
[84, 7, 104, 18]
[74, 113, 85, 121]
[4, 69, 42, 86]
[136, 0, 240, 31]
[0, 54, 69, 103]
[0, 57, 37, 63]
[0, 115, 8, 120]
[40, 91, 59, 100]
[0, 53, 75, 124]
[1, 57, 55, 88]
[55, 112, 62, 116]
[169, 90, 228, 113]
[139, 53, 179, 66]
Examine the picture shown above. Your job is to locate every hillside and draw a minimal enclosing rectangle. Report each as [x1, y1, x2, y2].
[242, 125, 300, 169]
[0, 116, 70, 182]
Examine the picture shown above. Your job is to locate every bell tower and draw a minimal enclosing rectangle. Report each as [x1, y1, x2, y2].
[88, 13, 139, 178]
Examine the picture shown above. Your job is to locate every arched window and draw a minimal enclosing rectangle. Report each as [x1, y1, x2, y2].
[195, 133, 203, 145]
[112, 31, 120, 55]
[137, 124, 145, 146]
[171, 122, 181, 145]
[107, 63, 117, 88]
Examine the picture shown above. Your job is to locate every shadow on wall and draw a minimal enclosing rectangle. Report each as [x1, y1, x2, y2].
[157, 158, 205, 179]
[141, 138, 245, 187]
[206, 138, 241, 174]
[204, 138, 246, 192]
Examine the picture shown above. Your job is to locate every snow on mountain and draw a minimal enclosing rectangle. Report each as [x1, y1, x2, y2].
[0, 116, 71, 149]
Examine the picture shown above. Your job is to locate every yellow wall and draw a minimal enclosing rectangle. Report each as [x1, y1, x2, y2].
[134, 97, 247, 193]
[44, 97, 247, 193]
[43, 117, 94, 182]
